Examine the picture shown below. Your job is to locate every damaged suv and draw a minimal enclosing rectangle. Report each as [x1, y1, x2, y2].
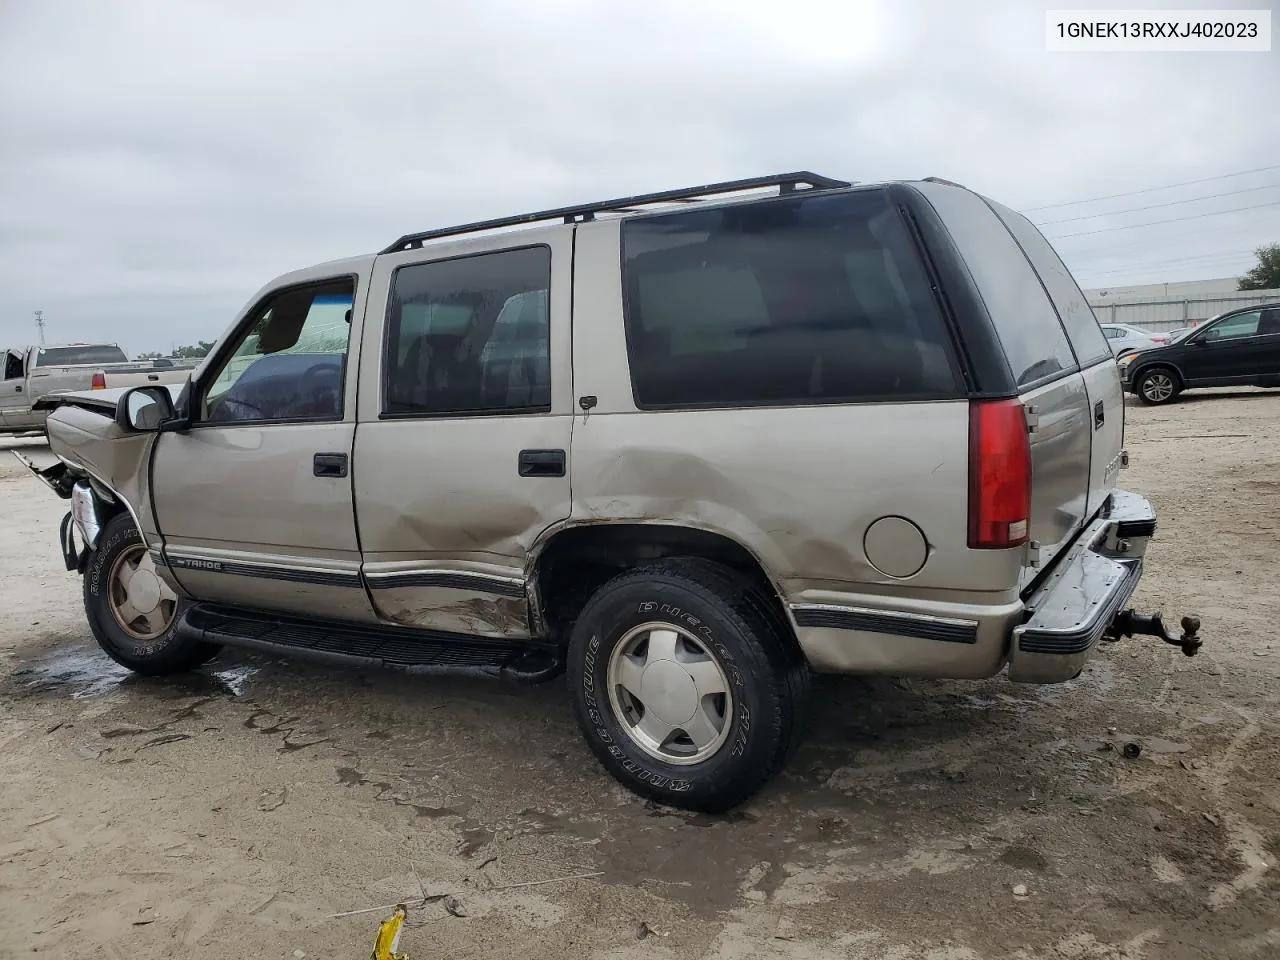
[21, 172, 1201, 812]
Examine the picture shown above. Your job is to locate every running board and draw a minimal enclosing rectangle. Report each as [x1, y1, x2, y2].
[178, 604, 563, 683]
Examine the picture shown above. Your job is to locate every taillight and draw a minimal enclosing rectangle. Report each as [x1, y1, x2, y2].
[90, 371, 106, 389]
[968, 399, 1032, 549]
[1152, 336, 1167, 344]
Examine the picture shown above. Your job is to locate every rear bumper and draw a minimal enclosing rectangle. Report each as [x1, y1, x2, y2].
[1007, 490, 1154, 683]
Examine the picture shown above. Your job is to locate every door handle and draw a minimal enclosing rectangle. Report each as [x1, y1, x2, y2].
[313, 452, 349, 478]
[14, 385, 21, 394]
[518, 449, 566, 478]
[1093, 399, 1105, 430]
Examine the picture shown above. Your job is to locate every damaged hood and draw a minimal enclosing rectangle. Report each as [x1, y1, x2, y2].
[33, 382, 184, 415]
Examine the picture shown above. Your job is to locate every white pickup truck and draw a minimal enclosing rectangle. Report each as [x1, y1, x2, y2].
[1, 343, 195, 435]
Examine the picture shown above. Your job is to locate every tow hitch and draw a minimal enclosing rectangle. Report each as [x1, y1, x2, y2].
[1106, 610, 1202, 657]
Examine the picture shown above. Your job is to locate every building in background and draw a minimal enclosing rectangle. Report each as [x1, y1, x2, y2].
[1083, 277, 1280, 334]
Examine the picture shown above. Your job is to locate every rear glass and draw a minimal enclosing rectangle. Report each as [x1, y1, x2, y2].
[34, 345, 129, 367]
[621, 189, 962, 409]
[915, 183, 1077, 389]
[987, 200, 1112, 366]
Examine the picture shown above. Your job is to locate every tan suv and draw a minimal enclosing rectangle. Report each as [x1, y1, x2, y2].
[23, 172, 1202, 811]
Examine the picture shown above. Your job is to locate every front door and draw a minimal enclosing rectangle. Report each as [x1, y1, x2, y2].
[150, 266, 375, 623]
[353, 232, 574, 639]
[1182, 310, 1271, 384]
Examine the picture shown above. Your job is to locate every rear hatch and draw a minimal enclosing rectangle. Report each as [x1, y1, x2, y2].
[913, 183, 1122, 584]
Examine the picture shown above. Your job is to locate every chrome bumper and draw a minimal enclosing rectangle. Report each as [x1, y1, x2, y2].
[1008, 490, 1158, 683]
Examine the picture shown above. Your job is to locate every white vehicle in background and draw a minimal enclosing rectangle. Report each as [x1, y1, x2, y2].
[1099, 323, 1168, 358]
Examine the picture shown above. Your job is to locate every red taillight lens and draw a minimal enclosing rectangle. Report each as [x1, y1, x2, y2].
[90, 371, 106, 389]
[968, 399, 1032, 549]
[1152, 336, 1167, 344]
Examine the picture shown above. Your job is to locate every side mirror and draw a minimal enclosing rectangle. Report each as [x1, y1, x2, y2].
[116, 386, 176, 433]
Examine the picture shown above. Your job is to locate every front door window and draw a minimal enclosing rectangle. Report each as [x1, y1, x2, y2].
[203, 279, 355, 423]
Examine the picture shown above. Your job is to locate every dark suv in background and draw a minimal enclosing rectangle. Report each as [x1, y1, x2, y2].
[1121, 304, 1280, 404]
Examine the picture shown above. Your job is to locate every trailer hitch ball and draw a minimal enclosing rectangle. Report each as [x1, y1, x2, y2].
[1109, 610, 1203, 657]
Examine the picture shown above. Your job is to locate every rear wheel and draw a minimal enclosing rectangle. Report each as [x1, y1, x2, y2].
[567, 559, 809, 812]
[84, 514, 217, 674]
[1136, 366, 1181, 405]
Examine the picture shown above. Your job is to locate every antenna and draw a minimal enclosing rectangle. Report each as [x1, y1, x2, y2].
[34, 310, 46, 347]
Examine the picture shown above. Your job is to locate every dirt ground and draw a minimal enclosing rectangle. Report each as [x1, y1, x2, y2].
[1, 391, 1278, 960]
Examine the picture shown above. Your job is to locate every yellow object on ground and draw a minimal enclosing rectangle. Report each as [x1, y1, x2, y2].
[370, 903, 409, 960]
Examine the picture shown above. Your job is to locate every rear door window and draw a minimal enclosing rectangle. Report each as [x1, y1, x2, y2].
[987, 200, 1112, 366]
[915, 183, 1077, 389]
[621, 188, 962, 409]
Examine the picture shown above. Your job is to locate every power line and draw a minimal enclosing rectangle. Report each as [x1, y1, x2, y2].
[1046, 200, 1280, 240]
[1078, 256, 1256, 281]
[1023, 163, 1280, 211]
[1036, 183, 1280, 225]
[1074, 252, 1259, 276]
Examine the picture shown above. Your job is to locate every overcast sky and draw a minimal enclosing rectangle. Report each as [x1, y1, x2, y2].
[1, 0, 1277, 355]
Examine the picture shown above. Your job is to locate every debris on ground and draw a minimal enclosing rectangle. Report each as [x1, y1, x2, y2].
[444, 895, 468, 918]
[257, 786, 287, 811]
[636, 921, 668, 939]
[370, 904, 409, 960]
[1123, 742, 1142, 759]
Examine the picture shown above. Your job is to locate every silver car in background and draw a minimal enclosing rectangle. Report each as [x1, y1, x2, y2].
[1100, 323, 1168, 357]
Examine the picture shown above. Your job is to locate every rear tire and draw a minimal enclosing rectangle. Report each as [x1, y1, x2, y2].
[1135, 366, 1181, 405]
[567, 559, 809, 812]
[84, 514, 218, 675]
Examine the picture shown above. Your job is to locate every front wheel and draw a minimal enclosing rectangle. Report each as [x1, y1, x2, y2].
[1136, 367, 1181, 405]
[567, 559, 809, 812]
[84, 513, 218, 675]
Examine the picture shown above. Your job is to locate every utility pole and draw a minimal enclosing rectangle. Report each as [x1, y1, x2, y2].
[34, 310, 46, 346]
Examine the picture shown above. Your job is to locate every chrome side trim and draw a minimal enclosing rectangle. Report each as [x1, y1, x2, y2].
[163, 552, 363, 587]
[364, 569, 527, 598]
[790, 603, 980, 645]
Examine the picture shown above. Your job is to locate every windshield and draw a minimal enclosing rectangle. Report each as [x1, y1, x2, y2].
[34, 344, 128, 367]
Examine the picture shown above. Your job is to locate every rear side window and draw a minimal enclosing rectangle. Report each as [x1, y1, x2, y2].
[383, 246, 551, 416]
[987, 200, 1112, 366]
[916, 184, 1076, 389]
[34, 345, 129, 367]
[621, 189, 962, 409]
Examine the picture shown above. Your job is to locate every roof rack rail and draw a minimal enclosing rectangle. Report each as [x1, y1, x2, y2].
[380, 171, 851, 254]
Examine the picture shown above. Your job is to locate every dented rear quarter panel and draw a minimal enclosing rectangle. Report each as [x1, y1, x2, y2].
[568, 218, 1024, 610]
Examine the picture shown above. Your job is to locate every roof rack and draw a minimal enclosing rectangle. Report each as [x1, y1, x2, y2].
[380, 171, 851, 254]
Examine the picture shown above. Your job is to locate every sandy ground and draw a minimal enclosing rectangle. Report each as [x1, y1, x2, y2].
[1, 391, 1278, 960]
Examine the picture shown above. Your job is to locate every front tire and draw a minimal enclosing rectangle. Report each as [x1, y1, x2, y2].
[1136, 366, 1181, 405]
[85, 514, 217, 675]
[567, 559, 809, 812]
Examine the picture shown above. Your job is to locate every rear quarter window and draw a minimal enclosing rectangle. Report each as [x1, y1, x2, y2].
[986, 200, 1112, 366]
[915, 183, 1077, 389]
[620, 188, 963, 409]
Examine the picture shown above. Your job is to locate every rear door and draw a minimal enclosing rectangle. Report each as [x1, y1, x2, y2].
[915, 183, 1092, 580]
[990, 202, 1122, 525]
[352, 230, 573, 639]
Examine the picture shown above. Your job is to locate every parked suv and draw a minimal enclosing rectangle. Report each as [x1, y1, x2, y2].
[22, 173, 1201, 811]
[1120, 303, 1280, 404]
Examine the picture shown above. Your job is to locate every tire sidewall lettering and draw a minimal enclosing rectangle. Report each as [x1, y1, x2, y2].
[577, 592, 757, 795]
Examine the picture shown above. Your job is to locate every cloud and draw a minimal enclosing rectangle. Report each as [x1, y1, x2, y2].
[1, 0, 1277, 352]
